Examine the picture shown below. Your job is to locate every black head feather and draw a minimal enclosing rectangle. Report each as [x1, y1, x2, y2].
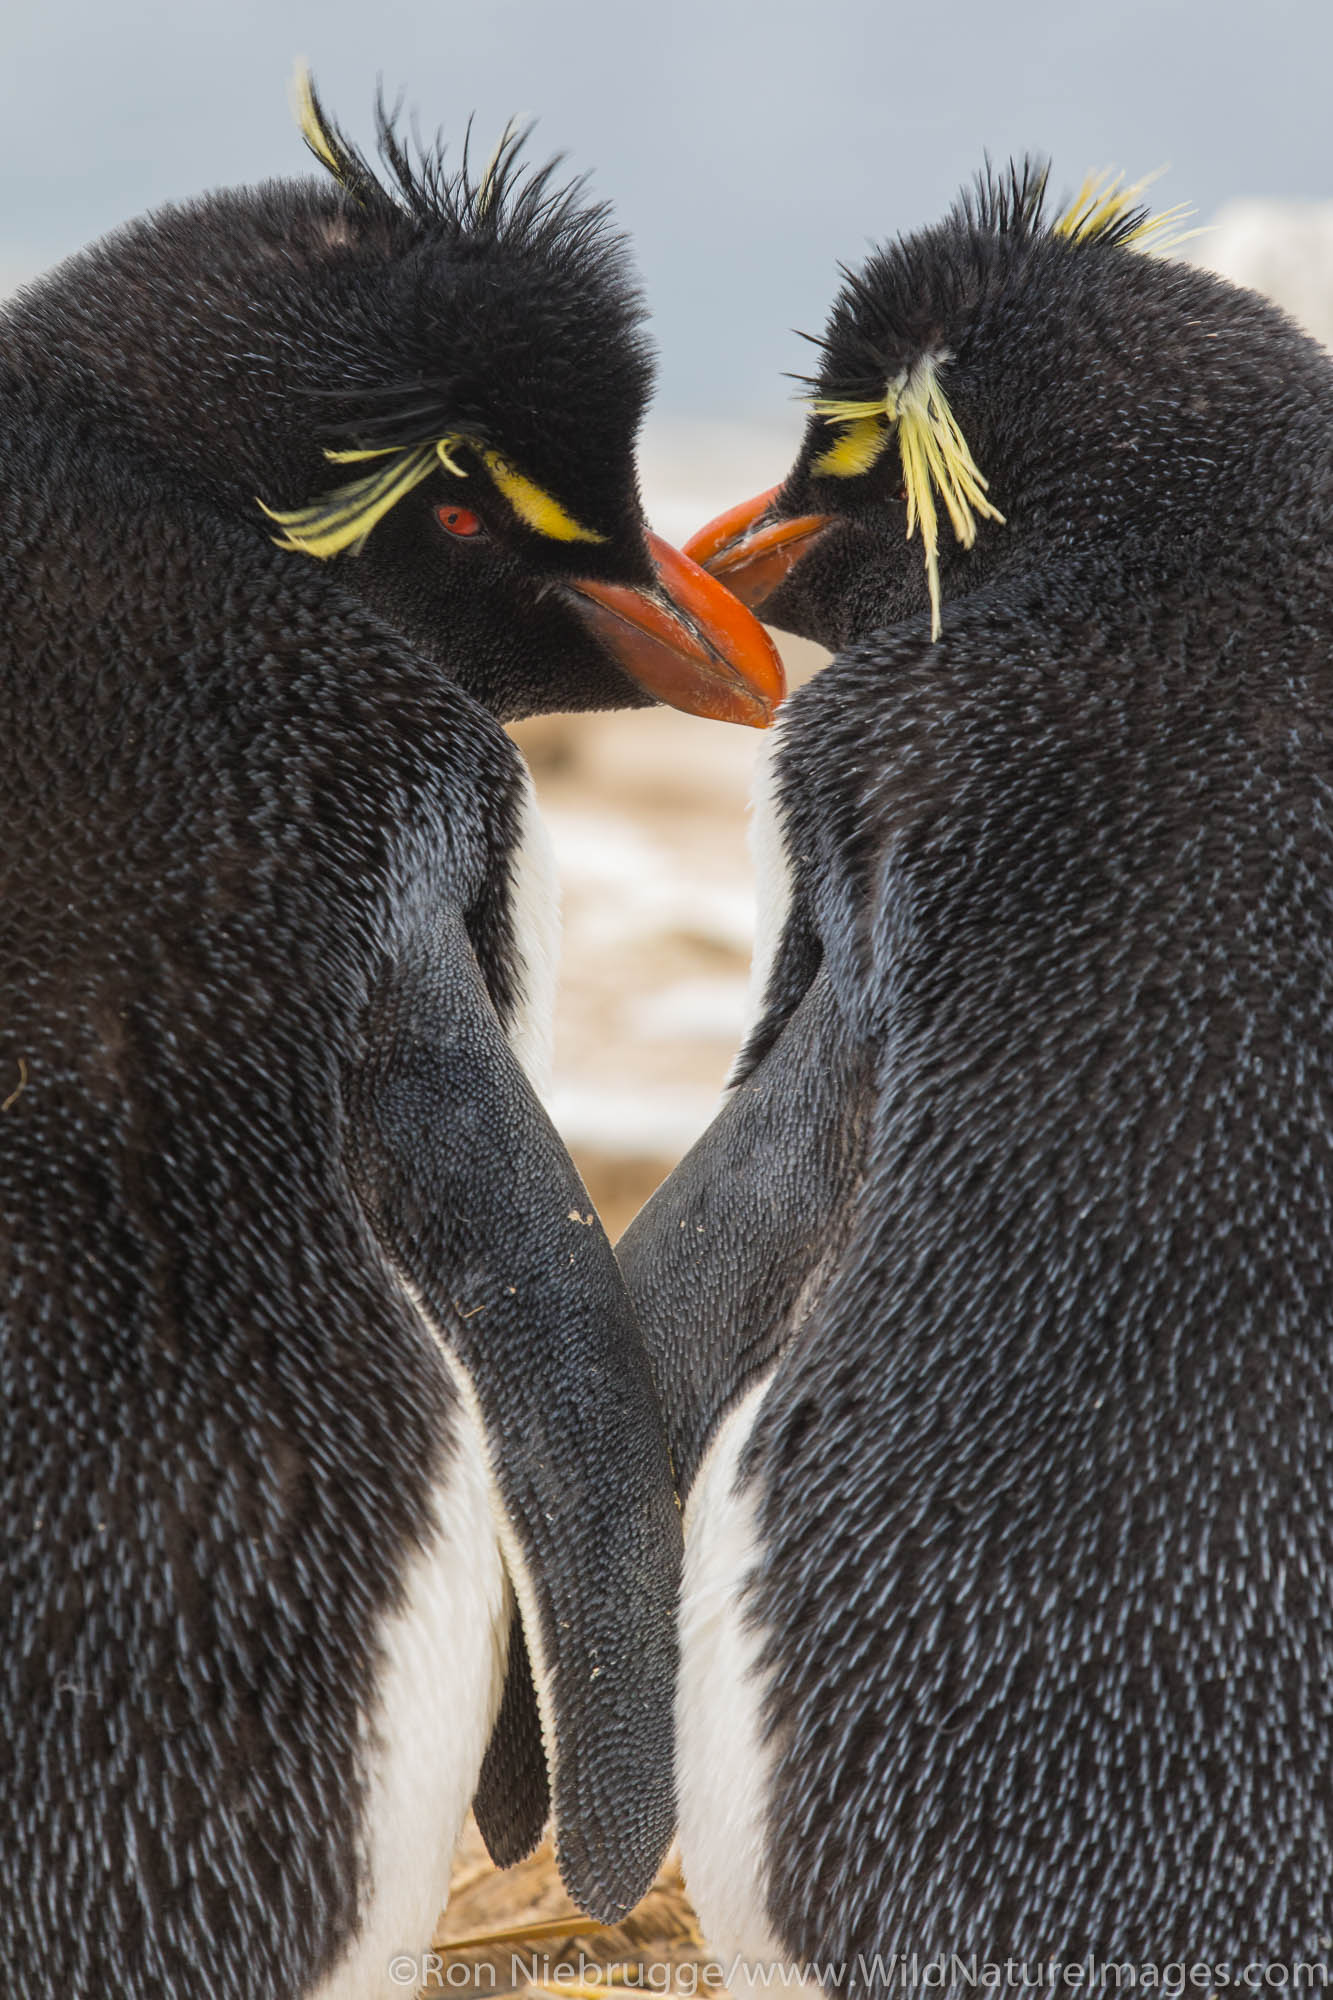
[1, 77, 652, 547]
[0, 77, 668, 715]
[761, 154, 1329, 648]
[299, 77, 578, 252]
[806, 154, 1171, 409]
[290, 77, 649, 462]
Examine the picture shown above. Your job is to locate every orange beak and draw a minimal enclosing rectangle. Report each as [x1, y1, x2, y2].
[567, 531, 785, 728]
[683, 485, 831, 611]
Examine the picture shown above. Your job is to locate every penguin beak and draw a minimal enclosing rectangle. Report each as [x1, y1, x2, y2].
[683, 485, 831, 611]
[567, 531, 786, 728]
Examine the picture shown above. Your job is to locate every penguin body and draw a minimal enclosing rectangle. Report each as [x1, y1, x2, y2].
[621, 166, 1333, 1973]
[0, 89, 781, 1998]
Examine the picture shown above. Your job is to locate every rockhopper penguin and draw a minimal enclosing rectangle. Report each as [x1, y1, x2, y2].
[0, 78, 783, 2000]
[620, 164, 1333, 1974]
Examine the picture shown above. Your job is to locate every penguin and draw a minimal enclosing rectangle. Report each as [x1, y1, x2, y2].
[619, 162, 1333, 1979]
[0, 79, 783, 2000]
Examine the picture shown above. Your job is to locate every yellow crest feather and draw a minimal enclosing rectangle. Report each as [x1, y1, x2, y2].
[1053, 168, 1197, 256]
[810, 358, 1004, 641]
[291, 64, 343, 179]
[478, 450, 607, 544]
[810, 414, 893, 480]
[258, 436, 605, 559]
[476, 120, 521, 221]
[258, 445, 439, 559]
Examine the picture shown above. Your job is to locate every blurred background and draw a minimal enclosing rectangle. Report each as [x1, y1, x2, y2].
[5, 0, 1332, 1229]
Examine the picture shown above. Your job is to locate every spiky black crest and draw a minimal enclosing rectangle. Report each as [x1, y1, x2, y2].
[948, 154, 1160, 251]
[803, 156, 1183, 407]
[274, 73, 652, 496]
[951, 155, 1052, 242]
[298, 72, 594, 258]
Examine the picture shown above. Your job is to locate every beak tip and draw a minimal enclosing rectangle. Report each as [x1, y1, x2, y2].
[567, 532, 785, 729]
[682, 485, 785, 572]
[685, 489, 831, 613]
[731, 678, 783, 730]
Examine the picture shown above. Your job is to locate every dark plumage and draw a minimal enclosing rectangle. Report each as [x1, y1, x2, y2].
[622, 162, 1333, 1973]
[0, 81, 781, 2000]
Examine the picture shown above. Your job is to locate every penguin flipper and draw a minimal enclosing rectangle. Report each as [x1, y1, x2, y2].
[345, 908, 680, 1921]
[618, 964, 868, 1500]
[472, 1612, 549, 1866]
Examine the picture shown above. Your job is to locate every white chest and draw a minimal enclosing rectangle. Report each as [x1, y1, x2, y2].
[311, 1378, 509, 2000]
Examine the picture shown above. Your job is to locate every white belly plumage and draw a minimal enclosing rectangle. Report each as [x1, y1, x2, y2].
[312, 1385, 510, 2000]
[676, 728, 824, 1996]
[677, 1374, 825, 2000]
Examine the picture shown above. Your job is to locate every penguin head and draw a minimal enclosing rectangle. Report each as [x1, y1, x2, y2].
[683, 161, 1293, 653]
[26, 77, 781, 727]
[268, 81, 790, 725]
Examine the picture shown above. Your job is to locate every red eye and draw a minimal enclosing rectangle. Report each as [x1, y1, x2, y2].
[436, 504, 485, 539]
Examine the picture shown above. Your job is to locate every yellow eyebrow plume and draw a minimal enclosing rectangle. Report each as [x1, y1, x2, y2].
[258, 445, 440, 558]
[477, 451, 606, 544]
[258, 436, 605, 559]
[810, 357, 1004, 641]
[810, 413, 892, 480]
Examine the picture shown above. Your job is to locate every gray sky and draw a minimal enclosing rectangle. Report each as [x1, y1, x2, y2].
[4, 0, 1331, 423]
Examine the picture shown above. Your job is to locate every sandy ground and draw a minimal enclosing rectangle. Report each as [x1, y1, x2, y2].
[430, 1819, 722, 2000]
[506, 412, 829, 1237]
